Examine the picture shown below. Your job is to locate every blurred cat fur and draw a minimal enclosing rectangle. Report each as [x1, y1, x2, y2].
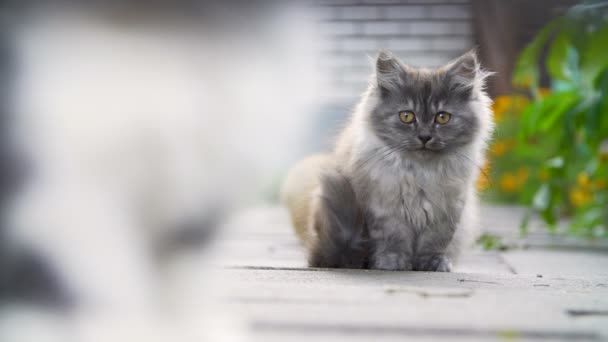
[1, 3, 318, 342]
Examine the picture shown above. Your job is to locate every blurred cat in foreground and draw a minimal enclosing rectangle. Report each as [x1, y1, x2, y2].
[0, 2, 318, 341]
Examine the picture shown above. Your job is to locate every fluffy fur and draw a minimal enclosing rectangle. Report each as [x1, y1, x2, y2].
[283, 50, 494, 271]
[1, 4, 319, 341]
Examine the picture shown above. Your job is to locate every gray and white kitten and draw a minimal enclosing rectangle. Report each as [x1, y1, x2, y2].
[283, 49, 493, 271]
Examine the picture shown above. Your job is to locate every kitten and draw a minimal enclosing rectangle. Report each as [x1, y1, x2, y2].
[282, 50, 493, 271]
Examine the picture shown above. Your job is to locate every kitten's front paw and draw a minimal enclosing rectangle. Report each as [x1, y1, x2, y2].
[371, 252, 412, 271]
[414, 254, 452, 272]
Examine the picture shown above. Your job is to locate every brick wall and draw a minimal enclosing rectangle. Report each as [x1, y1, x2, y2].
[315, 0, 474, 104]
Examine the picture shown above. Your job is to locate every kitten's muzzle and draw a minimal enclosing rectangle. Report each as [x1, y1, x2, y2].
[418, 135, 432, 144]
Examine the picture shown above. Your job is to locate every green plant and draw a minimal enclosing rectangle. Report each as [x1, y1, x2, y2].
[477, 233, 509, 251]
[511, 0, 608, 237]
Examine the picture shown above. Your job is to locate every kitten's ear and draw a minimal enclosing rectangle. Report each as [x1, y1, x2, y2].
[375, 50, 406, 95]
[444, 49, 489, 96]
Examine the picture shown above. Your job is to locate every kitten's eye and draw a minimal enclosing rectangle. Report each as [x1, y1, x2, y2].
[435, 112, 451, 124]
[399, 111, 416, 124]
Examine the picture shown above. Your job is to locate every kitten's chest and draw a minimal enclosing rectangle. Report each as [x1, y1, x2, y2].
[363, 159, 463, 228]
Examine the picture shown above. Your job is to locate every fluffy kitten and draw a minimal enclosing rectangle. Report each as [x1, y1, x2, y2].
[282, 50, 493, 271]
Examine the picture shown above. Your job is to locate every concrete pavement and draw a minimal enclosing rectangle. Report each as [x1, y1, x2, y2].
[214, 206, 608, 341]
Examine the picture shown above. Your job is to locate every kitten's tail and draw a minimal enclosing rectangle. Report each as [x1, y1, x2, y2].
[281, 156, 368, 268]
[281, 154, 332, 245]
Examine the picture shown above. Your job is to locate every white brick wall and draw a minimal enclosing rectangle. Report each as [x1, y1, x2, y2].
[383, 6, 427, 19]
[429, 5, 472, 19]
[339, 6, 381, 19]
[385, 37, 428, 50]
[362, 22, 402, 34]
[319, 22, 359, 35]
[315, 0, 473, 104]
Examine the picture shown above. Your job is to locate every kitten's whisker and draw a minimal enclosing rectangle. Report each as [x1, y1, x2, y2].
[359, 145, 410, 170]
[354, 145, 393, 168]
[354, 144, 407, 170]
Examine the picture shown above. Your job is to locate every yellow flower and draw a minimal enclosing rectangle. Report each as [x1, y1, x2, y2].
[492, 95, 530, 123]
[577, 172, 590, 188]
[539, 88, 551, 98]
[490, 139, 516, 157]
[569, 187, 592, 208]
[499, 173, 519, 192]
[492, 96, 511, 122]
[498, 168, 529, 193]
[491, 141, 509, 157]
[476, 161, 491, 191]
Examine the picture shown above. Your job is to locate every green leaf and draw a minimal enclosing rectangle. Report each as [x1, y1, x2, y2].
[585, 96, 602, 142]
[477, 233, 506, 251]
[541, 207, 558, 229]
[512, 19, 562, 91]
[538, 92, 579, 132]
[503, 1, 608, 238]
[580, 24, 608, 85]
[547, 31, 580, 85]
[519, 210, 532, 236]
[519, 91, 579, 135]
[594, 68, 608, 135]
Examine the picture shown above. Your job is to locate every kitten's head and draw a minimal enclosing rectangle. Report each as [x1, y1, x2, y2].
[366, 50, 492, 157]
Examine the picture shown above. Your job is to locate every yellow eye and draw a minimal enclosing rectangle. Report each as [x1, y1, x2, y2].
[435, 112, 451, 124]
[399, 111, 415, 124]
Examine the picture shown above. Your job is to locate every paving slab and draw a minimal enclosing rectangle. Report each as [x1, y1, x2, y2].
[217, 206, 516, 274]
[222, 268, 608, 341]
[502, 249, 608, 277]
[214, 206, 608, 341]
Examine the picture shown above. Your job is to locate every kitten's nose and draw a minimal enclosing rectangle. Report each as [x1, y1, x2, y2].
[418, 135, 432, 144]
